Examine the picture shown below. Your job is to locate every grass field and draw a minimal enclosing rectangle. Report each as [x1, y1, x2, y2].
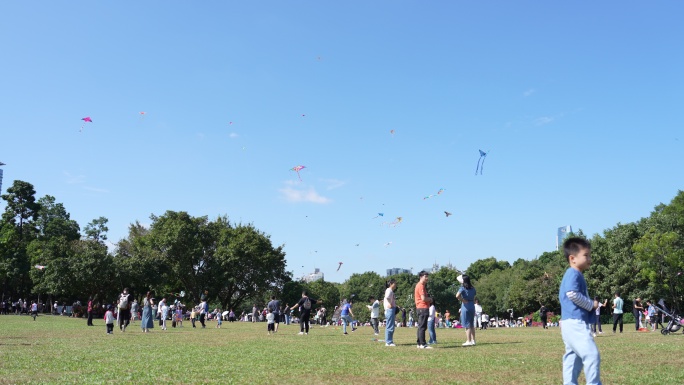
[0, 315, 683, 384]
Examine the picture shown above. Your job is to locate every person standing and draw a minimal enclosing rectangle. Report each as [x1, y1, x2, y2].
[427, 302, 437, 344]
[559, 237, 602, 385]
[104, 305, 115, 335]
[199, 298, 208, 328]
[367, 296, 380, 336]
[646, 300, 656, 331]
[252, 304, 258, 323]
[632, 298, 644, 330]
[283, 304, 291, 325]
[140, 291, 154, 333]
[293, 291, 321, 335]
[117, 288, 132, 332]
[267, 296, 281, 333]
[474, 299, 483, 330]
[159, 298, 168, 331]
[456, 274, 477, 346]
[592, 297, 608, 336]
[87, 296, 94, 326]
[130, 299, 139, 324]
[540, 304, 548, 329]
[384, 279, 397, 347]
[414, 270, 432, 349]
[401, 307, 407, 328]
[612, 293, 624, 333]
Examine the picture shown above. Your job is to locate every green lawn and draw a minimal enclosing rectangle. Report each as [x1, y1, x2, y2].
[0, 315, 683, 384]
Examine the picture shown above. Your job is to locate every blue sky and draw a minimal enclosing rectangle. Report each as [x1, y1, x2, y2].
[1, 2, 682, 282]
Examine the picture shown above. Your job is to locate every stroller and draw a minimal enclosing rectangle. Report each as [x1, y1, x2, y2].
[653, 299, 684, 335]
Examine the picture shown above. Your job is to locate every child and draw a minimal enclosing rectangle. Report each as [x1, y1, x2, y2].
[30, 301, 38, 321]
[216, 309, 222, 328]
[266, 308, 275, 335]
[190, 307, 197, 328]
[559, 237, 601, 385]
[427, 302, 437, 344]
[646, 300, 656, 331]
[104, 305, 115, 335]
[175, 306, 183, 328]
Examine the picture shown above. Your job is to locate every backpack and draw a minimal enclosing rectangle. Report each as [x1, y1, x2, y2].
[303, 297, 311, 310]
[118, 294, 129, 310]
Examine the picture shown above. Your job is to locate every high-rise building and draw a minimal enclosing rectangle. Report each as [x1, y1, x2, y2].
[303, 268, 324, 283]
[0, 162, 4, 195]
[386, 267, 411, 276]
[556, 225, 573, 250]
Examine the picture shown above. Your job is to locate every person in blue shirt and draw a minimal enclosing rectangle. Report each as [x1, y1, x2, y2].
[646, 300, 656, 331]
[339, 299, 356, 335]
[559, 237, 601, 385]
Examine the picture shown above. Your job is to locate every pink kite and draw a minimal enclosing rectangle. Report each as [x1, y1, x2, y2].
[290, 165, 306, 181]
[80, 117, 92, 132]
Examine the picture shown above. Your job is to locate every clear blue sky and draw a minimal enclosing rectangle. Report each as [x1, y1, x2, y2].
[1, 2, 682, 282]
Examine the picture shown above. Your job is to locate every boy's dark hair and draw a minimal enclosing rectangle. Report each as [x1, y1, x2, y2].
[302, 291, 308, 296]
[418, 270, 429, 278]
[385, 279, 396, 288]
[271, 296, 276, 300]
[369, 296, 375, 301]
[563, 237, 591, 262]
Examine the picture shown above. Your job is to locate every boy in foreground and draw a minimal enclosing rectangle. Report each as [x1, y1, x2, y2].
[559, 237, 601, 385]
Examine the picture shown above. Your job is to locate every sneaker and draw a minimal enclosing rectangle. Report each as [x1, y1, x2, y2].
[592, 333, 597, 337]
[471, 341, 476, 346]
[417, 345, 424, 349]
[305, 332, 308, 335]
[343, 332, 348, 335]
[599, 332, 604, 334]
[351, 328, 357, 332]
[423, 345, 433, 349]
[462, 341, 473, 346]
[298, 332, 304, 335]
[385, 343, 396, 347]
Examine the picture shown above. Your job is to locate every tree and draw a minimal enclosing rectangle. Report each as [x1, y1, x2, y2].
[466, 257, 510, 282]
[339, 271, 385, 321]
[429, 267, 461, 313]
[213, 222, 289, 312]
[1, 180, 40, 241]
[633, 229, 684, 310]
[84, 217, 109, 242]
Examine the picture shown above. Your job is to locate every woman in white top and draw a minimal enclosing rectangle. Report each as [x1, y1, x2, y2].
[383, 279, 397, 347]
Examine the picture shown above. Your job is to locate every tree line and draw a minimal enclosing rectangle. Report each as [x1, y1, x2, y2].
[2, 179, 682, 321]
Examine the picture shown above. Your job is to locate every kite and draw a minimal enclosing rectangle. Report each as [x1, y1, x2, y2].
[390, 129, 395, 136]
[372, 213, 384, 219]
[383, 217, 402, 227]
[337, 262, 343, 271]
[423, 188, 446, 200]
[34, 264, 46, 270]
[444, 211, 452, 217]
[80, 117, 92, 132]
[475, 149, 488, 175]
[290, 165, 306, 181]
[139, 112, 146, 119]
[384, 242, 392, 247]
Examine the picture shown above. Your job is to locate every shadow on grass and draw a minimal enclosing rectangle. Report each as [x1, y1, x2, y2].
[437, 341, 524, 349]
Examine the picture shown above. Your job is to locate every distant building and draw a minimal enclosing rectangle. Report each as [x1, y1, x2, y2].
[556, 225, 573, 250]
[421, 262, 460, 274]
[303, 268, 324, 283]
[0, 162, 4, 194]
[386, 267, 411, 276]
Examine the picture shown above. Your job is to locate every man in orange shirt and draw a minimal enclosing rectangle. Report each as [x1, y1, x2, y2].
[414, 271, 433, 349]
